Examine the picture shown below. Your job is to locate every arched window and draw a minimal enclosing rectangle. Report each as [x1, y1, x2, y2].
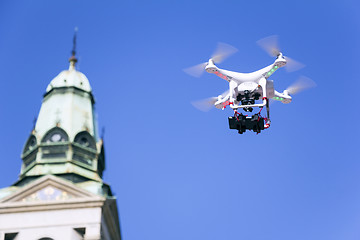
[23, 135, 37, 153]
[38, 238, 54, 240]
[42, 127, 69, 143]
[74, 131, 96, 150]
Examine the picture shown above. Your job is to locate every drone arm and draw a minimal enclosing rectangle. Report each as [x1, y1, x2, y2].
[207, 60, 280, 83]
[252, 54, 287, 79]
[214, 94, 231, 109]
[273, 90, 292, 103]
[218, 62, 281, 83]
[255, 61, 283, 79]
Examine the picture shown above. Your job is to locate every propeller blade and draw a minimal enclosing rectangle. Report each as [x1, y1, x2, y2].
[257, 35, 280, 57]
[211, 42, 238, 64]
[183, 62, 207, 78]
[258, 35, 305, 72]
[285, 56, 305, 72]
[191, 97, 218, 112]
[184, 43, 237, 78]
[286, 76, 316, 95]
[192, 88, 230, 112]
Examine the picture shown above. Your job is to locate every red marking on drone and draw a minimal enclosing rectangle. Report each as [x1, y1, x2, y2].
[222, 101, 233, 109]
[214, 71, 228, 80]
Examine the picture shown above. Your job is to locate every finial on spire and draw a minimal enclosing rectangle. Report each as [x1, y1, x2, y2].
[69, 27, 78, 70]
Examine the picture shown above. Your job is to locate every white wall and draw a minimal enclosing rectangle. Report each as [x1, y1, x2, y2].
[0, 207, 102, 240]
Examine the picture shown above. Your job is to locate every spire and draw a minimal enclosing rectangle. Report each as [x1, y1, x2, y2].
[18, 29, 104, 187]
[69, 27, 78, 70]
[45, 27, 92, 94]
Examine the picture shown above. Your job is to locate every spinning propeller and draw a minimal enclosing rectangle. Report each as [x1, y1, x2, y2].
[270, 76, 316, 105]
[257, 35, 305, 72]
[191, 97, 218, 112]
[285, 76, 316, 95]
[191, 89, 229, 112]
[183, 42, 238, 77]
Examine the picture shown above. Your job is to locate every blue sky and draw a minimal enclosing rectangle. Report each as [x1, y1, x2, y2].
[0, 0, 359, 239]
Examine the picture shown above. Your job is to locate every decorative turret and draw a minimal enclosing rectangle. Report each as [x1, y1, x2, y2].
[18, 40, 107, 195]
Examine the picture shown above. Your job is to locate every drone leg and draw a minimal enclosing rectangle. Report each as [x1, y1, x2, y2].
[259, 77, 267, 103]
[265, 99, 271, 129]
[259, 77, 271, 129]
[229, 80, 238, 107]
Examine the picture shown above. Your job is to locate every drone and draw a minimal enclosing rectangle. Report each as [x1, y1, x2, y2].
[184, 36, 316, 134]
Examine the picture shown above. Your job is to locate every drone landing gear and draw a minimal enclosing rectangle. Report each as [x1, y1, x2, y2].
[228, 112, 265, 134]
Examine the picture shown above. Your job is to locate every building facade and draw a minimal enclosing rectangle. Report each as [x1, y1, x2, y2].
[0, 55, 121, 240]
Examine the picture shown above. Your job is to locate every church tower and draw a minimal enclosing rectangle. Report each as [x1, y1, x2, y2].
[0, 42, 121, 240]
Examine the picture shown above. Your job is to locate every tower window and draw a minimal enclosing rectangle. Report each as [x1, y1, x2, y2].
[41, 145, 68, 159]
[74, 131, 96, 150]
[42, 127, 69, 143]
[72, 131, 96, 166]
[23, 135, 37, 154]
[23, 149, 37, 166]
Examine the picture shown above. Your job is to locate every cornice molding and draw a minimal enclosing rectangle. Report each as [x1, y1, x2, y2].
[0, 175, 106, 214]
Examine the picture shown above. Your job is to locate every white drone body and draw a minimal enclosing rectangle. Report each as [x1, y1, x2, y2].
[206, 53, 292, 112]
[185, 37, 315, 131]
